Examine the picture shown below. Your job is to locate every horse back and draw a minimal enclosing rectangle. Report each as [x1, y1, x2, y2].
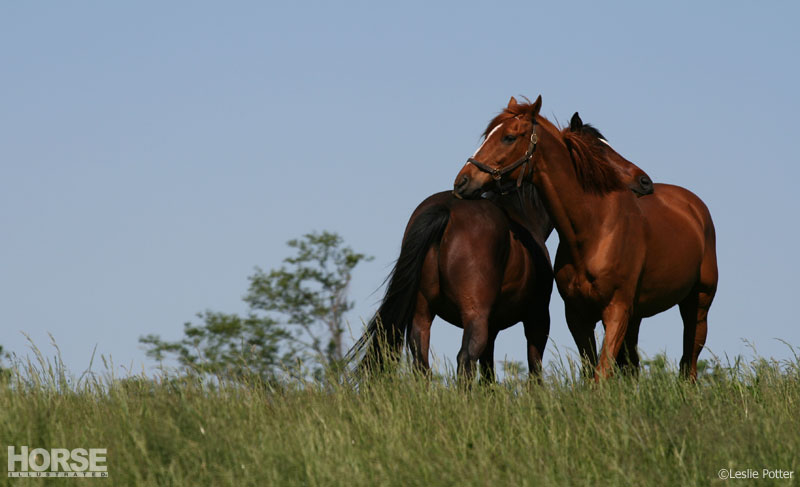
[402, 191, 454, 241]
[405, 191, 550, 328]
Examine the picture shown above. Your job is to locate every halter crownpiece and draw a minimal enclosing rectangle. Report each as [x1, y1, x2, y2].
[467, 125, 538, 189]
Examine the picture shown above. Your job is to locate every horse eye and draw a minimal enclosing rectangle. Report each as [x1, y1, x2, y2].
[502, 134, 518, 144]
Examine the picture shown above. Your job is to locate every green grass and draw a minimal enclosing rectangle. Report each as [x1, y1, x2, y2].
[1, 345, 799, 486]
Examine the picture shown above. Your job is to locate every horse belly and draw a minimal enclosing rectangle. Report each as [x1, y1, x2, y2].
[635, 275, 696, 317]
[635, 221, 705, 317]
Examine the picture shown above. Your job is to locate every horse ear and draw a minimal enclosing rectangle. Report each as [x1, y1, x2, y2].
[508, 96, 518, 108]
[570, 112, 583, 131]
[530, 95, 542, 120]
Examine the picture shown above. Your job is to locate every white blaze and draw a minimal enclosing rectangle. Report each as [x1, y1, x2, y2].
[472, 123, 504, 157]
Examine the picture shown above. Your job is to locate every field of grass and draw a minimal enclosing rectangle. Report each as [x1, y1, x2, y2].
[2, 346, 799, 486]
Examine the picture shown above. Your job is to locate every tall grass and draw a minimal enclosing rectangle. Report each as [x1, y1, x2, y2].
[1, 340, 799, 486]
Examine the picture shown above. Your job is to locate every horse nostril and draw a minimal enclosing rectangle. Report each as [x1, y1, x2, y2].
[456, 175, 469, 190]
[640, 176, 652, 187]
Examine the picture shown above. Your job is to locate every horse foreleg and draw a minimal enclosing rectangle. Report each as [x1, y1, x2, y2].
[596, 301, 632, 380]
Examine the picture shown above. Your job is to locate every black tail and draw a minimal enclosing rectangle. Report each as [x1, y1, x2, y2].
[346, 204, 451, 370]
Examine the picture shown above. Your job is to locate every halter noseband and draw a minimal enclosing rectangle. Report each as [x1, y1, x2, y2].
[467, 124, 539, 190]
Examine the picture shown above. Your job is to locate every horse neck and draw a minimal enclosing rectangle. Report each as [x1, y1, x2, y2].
[532, 132, 622, 264]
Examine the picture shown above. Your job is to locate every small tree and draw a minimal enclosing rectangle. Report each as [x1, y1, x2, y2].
[140, 231, 371, 380]
[245, 231, 372, 366]
[642, 352, 671, 375]
[140, 311, 298, 380]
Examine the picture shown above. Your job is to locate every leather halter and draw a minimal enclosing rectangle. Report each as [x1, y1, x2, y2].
[467, 124, 539, 190]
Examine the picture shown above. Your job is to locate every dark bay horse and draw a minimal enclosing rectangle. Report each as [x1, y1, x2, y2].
[348, 110, 655, 382]
[453, 96, 718, 380]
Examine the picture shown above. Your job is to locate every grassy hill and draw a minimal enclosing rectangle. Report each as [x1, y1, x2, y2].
[2, 350, 799, 486]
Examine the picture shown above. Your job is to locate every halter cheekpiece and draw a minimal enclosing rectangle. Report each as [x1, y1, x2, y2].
[467, 124, 538, 190]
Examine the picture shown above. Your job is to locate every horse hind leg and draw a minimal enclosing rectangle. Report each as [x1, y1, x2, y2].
[407, 291, 434, 375]
[680, 221, 718, 381]
[478, 328, 500, 384]
[678, 287, 713, 381]
[456, 310, 491, 385]
[523, 295, 551, 382]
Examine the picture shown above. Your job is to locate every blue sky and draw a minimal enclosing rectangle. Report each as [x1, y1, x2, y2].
[2, 2, 798, 376]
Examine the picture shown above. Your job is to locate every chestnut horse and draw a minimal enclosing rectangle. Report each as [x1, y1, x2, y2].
[348, 117, 655, 382]
[453, 96, 718, 380]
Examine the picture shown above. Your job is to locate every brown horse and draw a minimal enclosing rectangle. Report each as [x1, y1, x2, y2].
[453, 96, 718, 380]
[348, 116, 655, 382]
